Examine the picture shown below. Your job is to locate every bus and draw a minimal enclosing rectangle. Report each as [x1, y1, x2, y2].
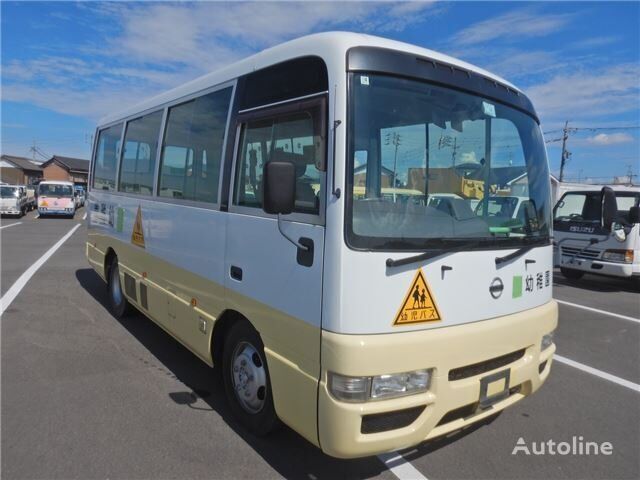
[554, 185, 640, 285]
[38, 180, 76, 218]
[86, 32, 557, 458]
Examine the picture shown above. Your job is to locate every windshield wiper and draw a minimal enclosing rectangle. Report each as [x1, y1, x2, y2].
[386, 240, 482, 268]
[494, 235, 549, 266]
[494, 245, 535, 266]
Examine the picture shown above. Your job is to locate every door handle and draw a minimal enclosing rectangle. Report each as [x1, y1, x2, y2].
[297, 238, 314, 267]
[230, 266, 243, 281]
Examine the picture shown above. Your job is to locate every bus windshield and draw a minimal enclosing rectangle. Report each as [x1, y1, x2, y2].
[1, 186, 19, 198]
[39, 184, 73, 197]
[346, 73, 551, 250]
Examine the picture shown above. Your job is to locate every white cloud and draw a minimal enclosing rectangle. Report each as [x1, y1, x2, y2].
[525, 63, 640, 122]
[586, 133, 634, 146]
[3, 1, 439, 121]
[450, 9, 573, 46]
[571, 35, 620, 49]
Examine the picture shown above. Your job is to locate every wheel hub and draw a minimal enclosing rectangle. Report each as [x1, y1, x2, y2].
[231, 342, 267, 414]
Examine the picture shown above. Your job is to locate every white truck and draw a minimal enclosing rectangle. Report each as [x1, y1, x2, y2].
[553, 186, 640, 286]
[18, 184, 37, 211]
[0, 185, 28, 217]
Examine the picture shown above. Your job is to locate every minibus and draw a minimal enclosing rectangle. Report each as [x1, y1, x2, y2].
[38, 181, 76, 218]
[86, 32, 558, 458]
[554, 185, 640, 285]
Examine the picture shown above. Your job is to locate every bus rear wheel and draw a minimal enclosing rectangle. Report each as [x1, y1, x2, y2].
[560, 267, 584, 281]
[107, 257, 131, 318]
[222, 320, 278, 436]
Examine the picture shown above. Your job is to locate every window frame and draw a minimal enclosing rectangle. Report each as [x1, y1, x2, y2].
[117, 110, 164, 197]
[156, 85, 235, 206]
[90, 121, 125, 193]
[89, 80, 236, 210]
[228, 93, 328, 226]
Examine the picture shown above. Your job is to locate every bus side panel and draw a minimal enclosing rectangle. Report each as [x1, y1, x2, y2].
[225, 286, 322, 448]
[224, 213, 325, 448]
[87, 193, 227, 364]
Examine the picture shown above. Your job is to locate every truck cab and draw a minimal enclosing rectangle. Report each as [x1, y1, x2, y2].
[0, 185, 27, 217]
[553, 186, 640, 285]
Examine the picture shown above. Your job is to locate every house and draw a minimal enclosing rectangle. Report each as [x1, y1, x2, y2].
[0, 154, 44, 185]
[41, 155, 90, 186]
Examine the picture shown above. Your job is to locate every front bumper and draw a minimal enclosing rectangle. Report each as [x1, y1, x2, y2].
[39, 208, 74, 216]
[1, 207, 21, 215]
[318, 300, 557, 458]
[559, 255, 637, 278]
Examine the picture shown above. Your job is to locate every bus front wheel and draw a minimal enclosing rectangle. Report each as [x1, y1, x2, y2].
[560, 267, 584, 280]
[222, 320, 278, 436]
[107, 257, 131, 318]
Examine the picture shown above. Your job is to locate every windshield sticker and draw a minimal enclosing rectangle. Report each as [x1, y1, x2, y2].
[131, 206, 146, 248]
[483, 101, 496, 117]
[360, 75, 370, 86]
[512, 270, 551, 298]
[393, 269, 441, 326]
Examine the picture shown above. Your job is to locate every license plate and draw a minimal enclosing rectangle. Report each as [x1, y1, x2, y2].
[479, 369, 510, 409]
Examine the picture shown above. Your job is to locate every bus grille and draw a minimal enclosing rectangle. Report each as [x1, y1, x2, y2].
[560, 246, 601, 260]
[448, 349, 526, 381]
[361, 406, 425, 434]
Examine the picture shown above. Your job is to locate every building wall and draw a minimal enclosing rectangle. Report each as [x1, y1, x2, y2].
[0, 167, 25, 184]
[43, 163, 71, 182]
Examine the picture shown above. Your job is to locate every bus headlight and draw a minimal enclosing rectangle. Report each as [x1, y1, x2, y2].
[602, 249, 633, 263]
[371, 369, 431, 400]
[329, 369, 432, 403]
[541, 331, 555, 351]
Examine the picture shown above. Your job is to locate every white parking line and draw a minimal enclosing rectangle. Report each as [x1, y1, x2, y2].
[0, 222, 22, 230]
[82, 212, 87, 220]
[555, 354, 640, 393]
[378, 452, 428, 480]
[0, 224, 81, 316]
[556, 299, 640, 324]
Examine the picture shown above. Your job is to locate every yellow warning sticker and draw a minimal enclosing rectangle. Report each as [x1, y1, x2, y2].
[393, 269, 441, 326]
[131, 206, 145, 248]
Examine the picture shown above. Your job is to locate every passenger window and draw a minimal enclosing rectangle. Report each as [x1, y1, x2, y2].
[159, 87, 232, 203]
[234, 104, 325, 215]
[119, 111, 163, 195]
[93, 123, 122, 191]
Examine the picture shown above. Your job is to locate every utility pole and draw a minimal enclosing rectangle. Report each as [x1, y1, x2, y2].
[559, 120, 571, 182]
[626, 164, 637, 186]
[29, 140, 37, 161]
[385, 132, 402, 200]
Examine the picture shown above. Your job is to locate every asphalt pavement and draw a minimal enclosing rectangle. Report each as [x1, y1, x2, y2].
[1, 211, 638, 479]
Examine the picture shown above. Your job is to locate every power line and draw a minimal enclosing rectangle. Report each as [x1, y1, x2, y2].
[544, 125, 640, 135]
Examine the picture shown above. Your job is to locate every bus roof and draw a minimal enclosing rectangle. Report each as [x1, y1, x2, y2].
[38, 180, 74, 186]
[98, 31, 520, 126]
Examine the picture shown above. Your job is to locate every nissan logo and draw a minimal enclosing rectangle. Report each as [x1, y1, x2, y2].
[489, 278, 504, 299]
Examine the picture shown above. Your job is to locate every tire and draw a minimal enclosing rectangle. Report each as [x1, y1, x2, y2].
[222, 320, 278, 436]
[560, 267, 584, 280]
[107, 257, 131, 318]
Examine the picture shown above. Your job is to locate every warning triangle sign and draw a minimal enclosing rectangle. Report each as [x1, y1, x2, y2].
[131, 206, 145, 248]
[393, 269, 441, 326]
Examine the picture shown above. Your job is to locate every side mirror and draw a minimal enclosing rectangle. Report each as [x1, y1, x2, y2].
[263, 161, 296, 215]
[612, 223, 626, 242]
[629, 206, 640, 224]
[600, 186, 617, 230]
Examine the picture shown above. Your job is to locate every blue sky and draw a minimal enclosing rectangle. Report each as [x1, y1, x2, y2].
[2, 1, 638, 182]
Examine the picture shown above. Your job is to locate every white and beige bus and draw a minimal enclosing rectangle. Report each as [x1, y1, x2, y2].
[87, 32, 557, 458]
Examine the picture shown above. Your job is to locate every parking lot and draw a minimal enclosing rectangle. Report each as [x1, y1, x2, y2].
[1, 212, 638, 480]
